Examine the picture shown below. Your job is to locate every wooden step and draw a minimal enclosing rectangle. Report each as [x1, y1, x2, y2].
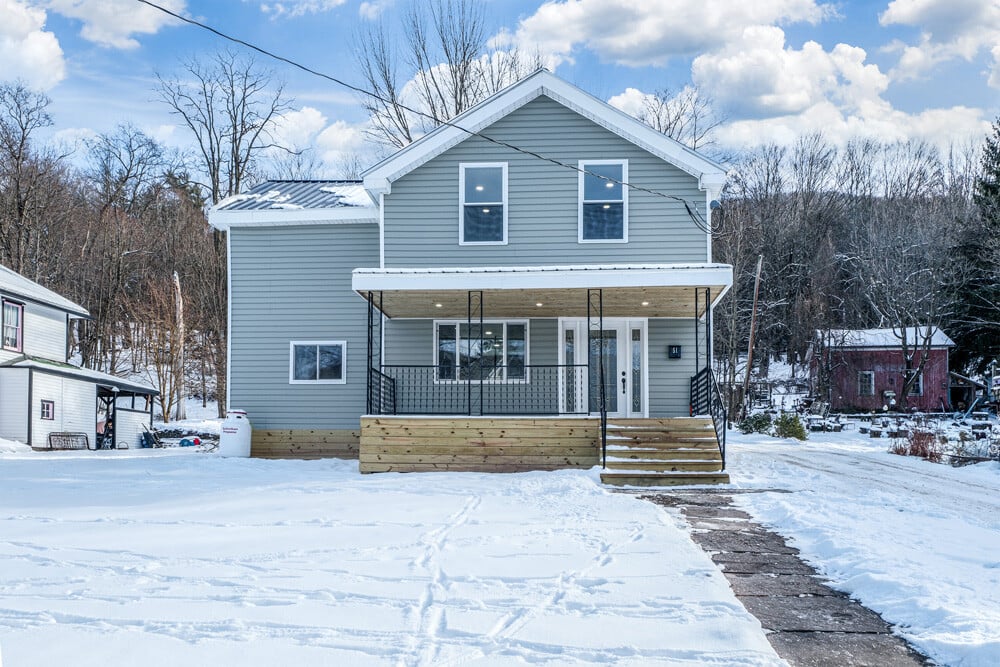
[605, 448, 722, 461]
[604, 460, 724, 472]
[600, 471, 730, 487]
[606, 418, 712, 427]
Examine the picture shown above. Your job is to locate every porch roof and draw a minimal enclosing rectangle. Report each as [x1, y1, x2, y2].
[352, 263, 732, 318]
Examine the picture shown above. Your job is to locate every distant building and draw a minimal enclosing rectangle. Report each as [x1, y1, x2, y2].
[810, 327, 953, 412]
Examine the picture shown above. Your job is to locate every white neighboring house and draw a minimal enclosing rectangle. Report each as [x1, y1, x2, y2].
[0, 263, 157, 450]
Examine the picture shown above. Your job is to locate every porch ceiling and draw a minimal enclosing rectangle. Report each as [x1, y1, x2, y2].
[353, 263, 732, 319]
[358, 285, 726, 319]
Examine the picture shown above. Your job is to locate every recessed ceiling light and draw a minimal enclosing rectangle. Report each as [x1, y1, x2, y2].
[475, 185, 484, 191]
[641, 301, 650, 306]
[536, 302, 544, 307]
[485, 330, 493, 335]
[605, 181, 614, 188]
[435, 303, 443, 308]
[482, 208, 490, 213]
[602, 204, 611, 209]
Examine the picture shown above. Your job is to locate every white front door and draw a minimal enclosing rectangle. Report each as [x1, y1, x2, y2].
[559, 318, 646, 418]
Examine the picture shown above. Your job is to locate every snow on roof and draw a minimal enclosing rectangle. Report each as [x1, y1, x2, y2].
[824, 327, 954, 348]
[0, 355, 157, 395]
[0, 263, 89, 317]
[214, 181, 374, 211]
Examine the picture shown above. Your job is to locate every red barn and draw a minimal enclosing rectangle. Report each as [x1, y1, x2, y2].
[811, 327, 953, 413]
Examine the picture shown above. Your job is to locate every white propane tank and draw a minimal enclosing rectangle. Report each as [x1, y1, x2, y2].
[218, 410, 252, 457]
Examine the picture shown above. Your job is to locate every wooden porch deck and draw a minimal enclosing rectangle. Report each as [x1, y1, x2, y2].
[359, 416, 729, 485]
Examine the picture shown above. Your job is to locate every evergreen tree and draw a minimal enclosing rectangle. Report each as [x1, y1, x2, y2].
[952, 118, 1000, 373]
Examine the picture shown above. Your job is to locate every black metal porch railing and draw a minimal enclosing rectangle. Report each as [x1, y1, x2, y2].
[690, 366, 727, 469]
[369, 364, 588, 416]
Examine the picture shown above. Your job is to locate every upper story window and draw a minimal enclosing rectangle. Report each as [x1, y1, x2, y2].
[2, 299, 23, 352]
[460, 163, 507, 244]
[579, 160, 628, 243]
[289, 341, 346, 384]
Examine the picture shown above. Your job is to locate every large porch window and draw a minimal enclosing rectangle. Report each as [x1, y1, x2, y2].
[435, 320, 527, 382]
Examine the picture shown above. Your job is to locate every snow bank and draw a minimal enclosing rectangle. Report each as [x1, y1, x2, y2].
[729, 431, 1000, 667]
[0, 456, 782, 666]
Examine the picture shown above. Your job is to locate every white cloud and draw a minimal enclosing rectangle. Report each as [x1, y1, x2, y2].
[691, 26, 888, 119]
[272, 106, 329, 149]
[316, 119, 364, 165]
[879, 0, 1000, 85]
[506, 0, 834, 67]
[0, 1, 65, 90]
[359, 0, 392, 20]
[259, 0, 346, 19]
[42, 0, 186, 49]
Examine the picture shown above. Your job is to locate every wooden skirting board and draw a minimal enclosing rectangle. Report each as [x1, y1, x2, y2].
[359, 416, 600, 473]
[251, 429, 360, 460]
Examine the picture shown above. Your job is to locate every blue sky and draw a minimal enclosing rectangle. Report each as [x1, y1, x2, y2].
[4, 0, 999, 175]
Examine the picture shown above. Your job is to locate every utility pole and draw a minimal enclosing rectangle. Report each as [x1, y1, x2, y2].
[741, 256, 764, 420]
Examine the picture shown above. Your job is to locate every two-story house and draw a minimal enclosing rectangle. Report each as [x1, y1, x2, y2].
[0, 263, 157, 450]
[210, 70, 732, 485]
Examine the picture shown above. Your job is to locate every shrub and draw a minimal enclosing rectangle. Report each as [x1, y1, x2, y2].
[774, 413, 807, 440]
[738, 412, 773, 434]
[889, 430, 942, 463]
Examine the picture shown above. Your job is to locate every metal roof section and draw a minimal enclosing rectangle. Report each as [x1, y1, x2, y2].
[362, 69, 728, 197]
[825, 327, 955, 349]
[0, 355, 159, 395]
[0, 263, 90, 318]
[208, 180, 379, 229]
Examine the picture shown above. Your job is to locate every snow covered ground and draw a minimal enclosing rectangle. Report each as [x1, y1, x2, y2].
[0, 451, 782, 666]
[729, 431, 1000, 667]
[3, 428, 997, 666]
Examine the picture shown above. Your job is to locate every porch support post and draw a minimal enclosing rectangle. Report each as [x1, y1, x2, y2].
[587, 288, 606, 467]
[467, 290, 483, 416]
[705, 287, 712, 373]
[694, 288, 700, 373]
[366, 291, 374, 414]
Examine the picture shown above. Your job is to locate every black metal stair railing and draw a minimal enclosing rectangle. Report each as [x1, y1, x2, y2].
[690, 366, 727, 469]
[369, 367, 397, 415]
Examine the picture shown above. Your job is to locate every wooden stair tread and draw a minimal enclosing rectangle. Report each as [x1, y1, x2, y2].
[600, 471, 731, 487]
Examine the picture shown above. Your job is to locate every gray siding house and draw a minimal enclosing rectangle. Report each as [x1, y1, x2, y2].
[0, 264, 156, 450]
[211, 71, 732, 484]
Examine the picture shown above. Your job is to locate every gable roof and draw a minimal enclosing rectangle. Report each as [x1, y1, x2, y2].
[824, 327, 954, 349]
[362, 69, 727, 196]
[0, 263, 89, 318]
[208, 181, 378, 230]
[0, 354, 157, 395]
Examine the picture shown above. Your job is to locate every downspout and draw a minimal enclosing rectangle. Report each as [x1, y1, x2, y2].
[27, 368, 33, 448]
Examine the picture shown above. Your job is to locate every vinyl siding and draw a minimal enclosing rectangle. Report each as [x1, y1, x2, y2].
[0, 300, 67, 363]
[30, 372, 96, 448]
[382, 95, 708, 268]
[229, 223, 379, 429]
[648, 319, 701, 417]
[0, 368, 29, 442]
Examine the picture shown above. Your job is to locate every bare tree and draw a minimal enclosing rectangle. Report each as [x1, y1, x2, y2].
[355, 0, 542, 148]
[157, 51, 290, 416]
[637, 86, 724, 152]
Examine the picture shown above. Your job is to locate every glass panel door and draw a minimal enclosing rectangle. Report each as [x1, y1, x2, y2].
[589, 329, 620, 416]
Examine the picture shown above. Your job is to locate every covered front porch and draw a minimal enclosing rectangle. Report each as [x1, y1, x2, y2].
[352, 264, 731, 480]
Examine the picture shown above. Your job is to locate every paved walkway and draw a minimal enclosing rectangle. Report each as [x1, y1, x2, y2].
[642, 490, 933, 667]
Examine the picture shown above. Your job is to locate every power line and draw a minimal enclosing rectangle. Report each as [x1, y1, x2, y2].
[135, 0, 714, 233]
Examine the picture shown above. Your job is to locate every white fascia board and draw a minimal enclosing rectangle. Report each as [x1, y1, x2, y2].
[361, 70, 727, 194]
[208, 207, 379, 230]
[353, 264, 733, 293]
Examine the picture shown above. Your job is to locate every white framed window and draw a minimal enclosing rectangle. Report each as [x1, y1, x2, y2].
[435, 320, 528, 382]
[40, 400, 55, 420]
[858, 370, 875, 397]
[289, 341, 346, 384]
[2, 299, 23, 352]
[459, 162, 508, 244]
[579, 159, 628, 243]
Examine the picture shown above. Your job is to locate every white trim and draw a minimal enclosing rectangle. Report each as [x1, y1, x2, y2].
[458, 162, 509, 245]
[289, 341, 348, 384]
[433, 320, 529, 383]
[378, 192, 385, 268]
[225, 230, 232, 411]
[362, 70, 726, 195]
[578, 159, 628, 244]
[558, 317, 648, 418]
[209, 208, 378, 230]
[858, 370, 875, 397]
[705, 190, 713, 263]
[354, 263, 733, 293]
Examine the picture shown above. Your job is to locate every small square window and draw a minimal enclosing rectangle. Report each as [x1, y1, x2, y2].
[579, 160, 628, 242]
[460, 163, 507, 244]
[40, 400, 55, 420]
[289, 342, 346, 384]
